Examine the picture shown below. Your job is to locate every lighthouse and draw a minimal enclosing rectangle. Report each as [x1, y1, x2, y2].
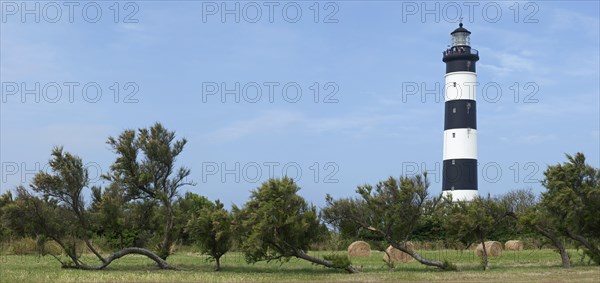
[441, 23, 479, 201]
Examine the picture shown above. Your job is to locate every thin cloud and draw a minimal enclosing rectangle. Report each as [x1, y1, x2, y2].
[204, 110, 420, 143]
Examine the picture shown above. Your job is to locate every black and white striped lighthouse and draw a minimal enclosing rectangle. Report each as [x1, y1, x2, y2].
[441, 23, 479, 201]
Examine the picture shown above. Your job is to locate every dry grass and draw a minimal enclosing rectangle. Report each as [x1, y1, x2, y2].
[0, 249, 598, 282]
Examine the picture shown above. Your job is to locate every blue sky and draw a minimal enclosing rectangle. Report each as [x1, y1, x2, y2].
[1, 1, 599, 208]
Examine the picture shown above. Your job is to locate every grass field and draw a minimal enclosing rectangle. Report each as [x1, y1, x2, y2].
[0, 249, 598, 282]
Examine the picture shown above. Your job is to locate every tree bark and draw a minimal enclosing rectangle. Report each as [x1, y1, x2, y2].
[388, 239, 451, 270]
[63, 247, 175, 270]
[83, 239, 107, 264]
[158, 201, 175, 260]
[505, 212, 571, 268]
[294, 250, 359, 273]
[565, 230, 600, 263]
[478, 234, 489, 271]
[534, 224, 571, 268]
[215, 257, 221, 272]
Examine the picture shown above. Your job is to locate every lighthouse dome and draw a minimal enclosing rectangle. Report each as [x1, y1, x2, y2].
[451, 23, 471, 35]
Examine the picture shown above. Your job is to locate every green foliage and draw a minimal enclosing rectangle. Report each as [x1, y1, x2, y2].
[441, 196, 504, 246]
[412, 197, 446, 242]
[176, 192, 212, 245]
[441, 195, 505, 270]
[322, 254, 352, 269]
[31, 147, 89, 222]
[104, 123, 193, 202]
[20, 148, 95, 266]
[90, 183, 135, 249]
[187, 200, 233, 271]
[23, 147, 90, 239]
[3, 186, 82, 266]
[322, 174, 431, 243]
[540, 153, 600, 264]
[323, 174, 454, 270]
[0, 190, 16, 240]
[442, 259, 457, 271]
[234, 177, 321, 263]
[104, 122, 195, 259]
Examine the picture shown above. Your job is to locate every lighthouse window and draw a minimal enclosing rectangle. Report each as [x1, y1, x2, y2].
[452, 133, 456, 138]
[452, 107, 456, 113]
[453, 82, 457, 87]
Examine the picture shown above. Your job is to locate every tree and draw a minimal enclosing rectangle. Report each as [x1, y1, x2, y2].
[186, 200, 232, 271]
[104, 122, 195, 259]
[4, 186, 83, 265]
[500, 189, 572, 268]
[15, 146, 173, 270]
[541, 153, 600, 264]
[441, 195, 504, 271]
[0, 190, 16, 240]
[31, 146, 106, 263]
[175, 192, 212, 246]
[322, 174, 455, 270]
[89, 183, 161, 250]
[234, 177, 359, 273]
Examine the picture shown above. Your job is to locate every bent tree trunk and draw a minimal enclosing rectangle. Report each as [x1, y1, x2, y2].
[84, 239, 107, 264]
[63, 247, 175, 270]
[387, 238, 452, 270]
[535, 224, 571, 268]
[295, 250, 359, 273]
[565, 230, 600, 264]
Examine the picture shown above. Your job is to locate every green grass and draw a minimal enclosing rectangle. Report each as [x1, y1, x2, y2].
[0, 249, 598, 282]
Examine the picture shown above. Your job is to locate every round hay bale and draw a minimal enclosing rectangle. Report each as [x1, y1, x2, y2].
[383, 242, 415, 263]
[505, 240, 524, 251]
[347, 241, 371, 257]
[476, 241, 502, 257]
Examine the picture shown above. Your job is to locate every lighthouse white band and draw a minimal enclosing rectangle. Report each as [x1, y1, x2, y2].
[443, 128, 477, 160]
[442, 190, 479, 202]
[444, 72, 477, 101]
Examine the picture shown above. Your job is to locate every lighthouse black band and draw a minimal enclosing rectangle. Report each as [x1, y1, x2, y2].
[442, 159, 478, 191]
[444, 58, 477, 73]
[444, 100, 477, 130]
[442, 46, 479, 73]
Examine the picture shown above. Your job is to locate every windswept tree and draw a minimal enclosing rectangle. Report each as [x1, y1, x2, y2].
[186, 200, 232, 271]
[89, 183, 163, 250]
[7, 147, 173, 270]
[104, 122, 195, 259]
[541, 153, 600, 264]
[501, 189, 572, 268]
[234, 177, 359, 273]
[322, 174, 455, 270]
[4, 186, 83, 265]
[30, 147, 105, 262]
[441, 195, 505, 271]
